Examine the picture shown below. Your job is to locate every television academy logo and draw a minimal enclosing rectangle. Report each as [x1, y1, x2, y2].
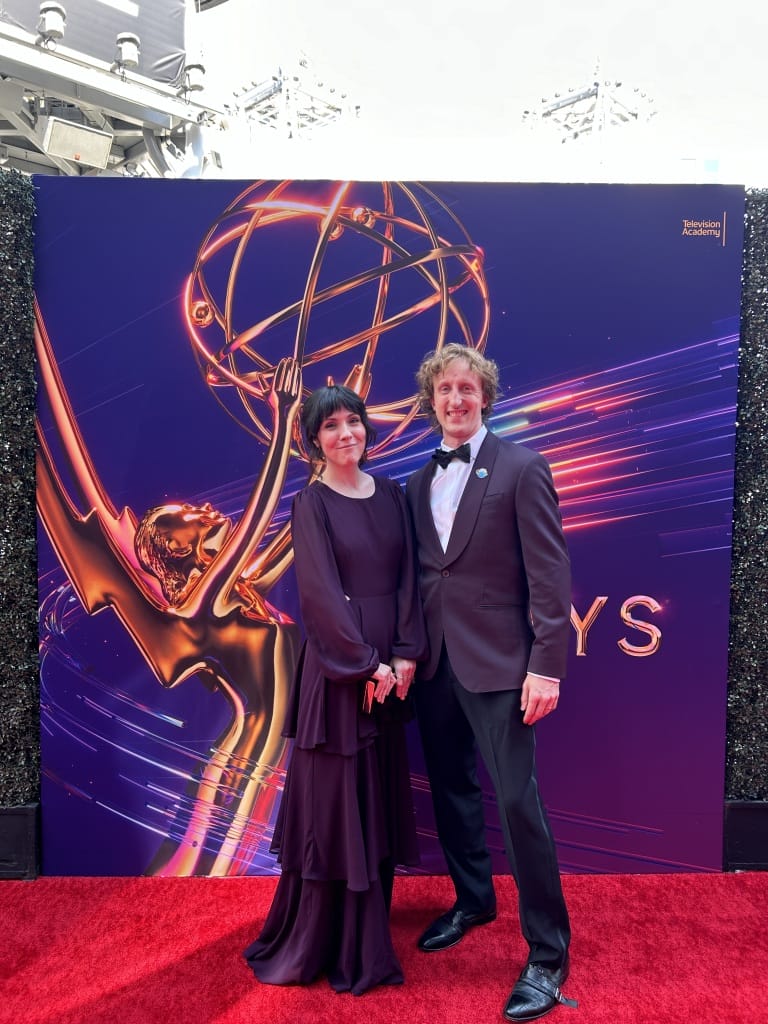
[681, 212, 727, 246]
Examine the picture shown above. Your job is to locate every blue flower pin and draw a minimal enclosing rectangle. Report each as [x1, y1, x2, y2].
[476, 468, 488, 479]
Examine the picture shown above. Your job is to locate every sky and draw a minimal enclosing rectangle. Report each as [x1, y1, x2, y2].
[188, 0, 768, 183]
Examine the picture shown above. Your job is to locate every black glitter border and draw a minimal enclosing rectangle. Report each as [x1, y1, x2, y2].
[0, 169, 38, 807]
[727, 189, 768, 800]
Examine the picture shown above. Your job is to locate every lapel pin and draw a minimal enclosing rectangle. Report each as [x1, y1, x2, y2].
[476, 468, 488, 478]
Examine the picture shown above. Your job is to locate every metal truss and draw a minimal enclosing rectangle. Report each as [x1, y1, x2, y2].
[0, 18, 225, 177]
[523, 68, 656, 143]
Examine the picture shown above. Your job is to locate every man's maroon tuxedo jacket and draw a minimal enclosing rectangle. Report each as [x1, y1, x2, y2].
[406, 430, 571, 690]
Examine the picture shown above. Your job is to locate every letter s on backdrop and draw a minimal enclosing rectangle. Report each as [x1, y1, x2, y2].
[618, 595, 662, 657]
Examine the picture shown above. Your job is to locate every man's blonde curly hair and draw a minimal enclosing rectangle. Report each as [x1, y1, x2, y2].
[415, 343, 499, 431]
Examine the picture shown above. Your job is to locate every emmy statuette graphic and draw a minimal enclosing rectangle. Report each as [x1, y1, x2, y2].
[36, 179, 490, 875]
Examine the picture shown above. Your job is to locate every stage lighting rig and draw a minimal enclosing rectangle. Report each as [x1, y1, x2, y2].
[522, 64, 656, 143]
[0, 7, 227, 177]
[230, 55, 358, 138]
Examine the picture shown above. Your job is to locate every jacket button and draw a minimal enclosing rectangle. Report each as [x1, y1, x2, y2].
[441, 569, 450, 578]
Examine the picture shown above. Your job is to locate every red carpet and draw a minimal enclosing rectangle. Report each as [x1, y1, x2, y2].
[2, 872, 766, 1024]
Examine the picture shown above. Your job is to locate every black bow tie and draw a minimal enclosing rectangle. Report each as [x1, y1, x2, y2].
[432, 442, 471, 469]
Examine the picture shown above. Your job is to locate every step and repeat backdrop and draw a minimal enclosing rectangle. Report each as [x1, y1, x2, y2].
[33, 178, 744, 876]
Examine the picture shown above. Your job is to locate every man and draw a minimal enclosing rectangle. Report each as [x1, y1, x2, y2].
[406, 343, 576, 1022]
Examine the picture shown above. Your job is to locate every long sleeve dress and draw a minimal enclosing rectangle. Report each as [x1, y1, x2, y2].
[243, 476, 427, 995]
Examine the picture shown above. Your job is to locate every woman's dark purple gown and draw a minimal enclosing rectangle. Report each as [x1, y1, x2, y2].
[243, 477, 427, 995]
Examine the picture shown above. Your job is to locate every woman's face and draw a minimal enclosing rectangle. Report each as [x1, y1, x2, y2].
[314, 405, 368, 469]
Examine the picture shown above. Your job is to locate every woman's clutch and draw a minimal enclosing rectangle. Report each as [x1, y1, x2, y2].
[362, 678, 375, 714]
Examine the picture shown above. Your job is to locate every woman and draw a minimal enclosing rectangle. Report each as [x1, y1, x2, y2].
[243, 383, 427, 995]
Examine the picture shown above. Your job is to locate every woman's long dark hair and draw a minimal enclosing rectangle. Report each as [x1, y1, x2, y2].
[301, 384, 376, 475]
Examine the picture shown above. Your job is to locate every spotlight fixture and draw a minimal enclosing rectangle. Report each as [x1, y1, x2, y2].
[114, 32, 141, 70]
[37, 2, 66, 45]
[183, 64, 206, 93]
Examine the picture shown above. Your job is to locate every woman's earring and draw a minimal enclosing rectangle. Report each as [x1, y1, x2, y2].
[310, 443, 326, 476]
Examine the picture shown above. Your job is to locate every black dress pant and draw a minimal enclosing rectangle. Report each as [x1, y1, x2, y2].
[414, 644, 570, 968]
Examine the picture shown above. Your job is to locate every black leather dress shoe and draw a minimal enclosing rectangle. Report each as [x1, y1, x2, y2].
[502, 959, 577, 1021]
[417, 906, 497, 951]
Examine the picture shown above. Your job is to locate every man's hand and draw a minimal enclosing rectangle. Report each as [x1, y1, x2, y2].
[391, 657, 416, 699]
[520, 673, 560, 725]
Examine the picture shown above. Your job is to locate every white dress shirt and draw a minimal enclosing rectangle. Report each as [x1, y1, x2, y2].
[429, 425, 487, 551]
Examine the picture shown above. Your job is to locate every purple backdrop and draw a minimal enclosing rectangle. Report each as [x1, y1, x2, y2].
[34, 178, 744, 876]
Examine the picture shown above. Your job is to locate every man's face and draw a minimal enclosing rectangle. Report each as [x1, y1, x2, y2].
[431, 358, 487, 446]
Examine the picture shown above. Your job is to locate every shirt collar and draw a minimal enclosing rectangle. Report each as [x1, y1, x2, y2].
[440, 424, 487, 459]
